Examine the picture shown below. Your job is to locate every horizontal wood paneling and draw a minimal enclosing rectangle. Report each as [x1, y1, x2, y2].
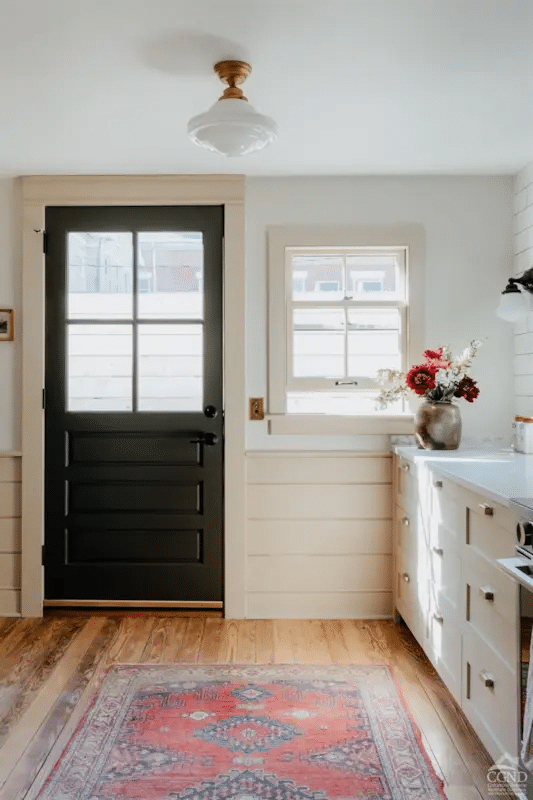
[247, 455, 391, 485]
[0, 518, 21, 552]
[0, 588, 21, 615]
[248, 484, 391, 520]
[246, 591, 392, 619]
[247, 554, 392, 592]
[0, 483, 21, 518]
[247, 519, 391, 555]
[0, 459, 21, 482]
[245, 453, 393, 619]
[0, 553, 21, 588]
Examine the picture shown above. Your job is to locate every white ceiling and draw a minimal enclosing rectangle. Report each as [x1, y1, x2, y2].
[0, 0, 532, 176]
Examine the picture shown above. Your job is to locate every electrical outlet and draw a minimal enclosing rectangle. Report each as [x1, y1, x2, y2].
[249, 397, 265, 420]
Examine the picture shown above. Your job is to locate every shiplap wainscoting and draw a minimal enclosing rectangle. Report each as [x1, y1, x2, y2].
[246, 452, 392, 619]
[515, 163, 533, 414]
[0, 454, 22, 615]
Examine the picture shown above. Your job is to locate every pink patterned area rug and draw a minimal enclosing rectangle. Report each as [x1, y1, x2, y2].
[36, 664, 447, 799]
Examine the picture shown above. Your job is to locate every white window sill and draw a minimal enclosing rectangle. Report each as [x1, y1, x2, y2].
[267, 414, 414, 436]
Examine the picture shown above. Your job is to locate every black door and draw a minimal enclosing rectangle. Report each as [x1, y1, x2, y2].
[44, 206, 224, 602]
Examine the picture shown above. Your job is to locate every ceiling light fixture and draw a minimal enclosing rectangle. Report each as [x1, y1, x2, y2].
[496, 268, 533, 322]
[187, 60, 277, 157]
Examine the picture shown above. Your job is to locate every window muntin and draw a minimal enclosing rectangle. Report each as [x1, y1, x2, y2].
[285, 246, 407, 411]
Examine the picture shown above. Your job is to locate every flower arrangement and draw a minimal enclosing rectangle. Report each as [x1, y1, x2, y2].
[376, 340, 482, 408]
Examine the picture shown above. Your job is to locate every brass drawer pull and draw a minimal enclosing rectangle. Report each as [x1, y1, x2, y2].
[433, 613, 444, 624]
[479, 670, 494, 689]
[402, 573, 410, 583]
[479, 503, 494, 516]
[401, 517, 410, 527]
[401, 464, 410, 473]
[432, 546, 443, 556]
[434, 480, 443, 488]
[480, 586, 494, 602]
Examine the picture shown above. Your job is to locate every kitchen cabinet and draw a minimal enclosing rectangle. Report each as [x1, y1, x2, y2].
[393, 451, 520, 762]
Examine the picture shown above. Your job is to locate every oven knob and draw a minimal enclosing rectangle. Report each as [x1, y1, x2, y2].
[517, 522, 533, 546]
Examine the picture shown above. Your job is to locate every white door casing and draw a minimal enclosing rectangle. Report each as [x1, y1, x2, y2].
[21, 175, 246, 617]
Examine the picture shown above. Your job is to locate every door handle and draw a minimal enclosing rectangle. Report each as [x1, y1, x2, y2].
[190, 432, 219, 446]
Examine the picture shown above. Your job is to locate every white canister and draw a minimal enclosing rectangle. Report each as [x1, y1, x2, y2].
[513, 416, 533, 454]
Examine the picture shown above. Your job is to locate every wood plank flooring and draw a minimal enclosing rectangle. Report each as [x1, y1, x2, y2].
[0, 615, 512, 800]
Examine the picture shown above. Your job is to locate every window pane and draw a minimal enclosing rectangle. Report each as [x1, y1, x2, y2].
[138, 232, 203, 320]
[138, 324, 203, 411]
[67, 233, 133, 320]
[293, 308, 345, 377]
[346, 254, 402, 299]
[347, 308, 402, 376]
[291, 255, 344, 300]
[67, 324, 132, 410]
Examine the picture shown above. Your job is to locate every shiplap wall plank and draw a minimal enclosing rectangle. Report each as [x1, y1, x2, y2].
[0, 553, 21, 588]
[248, 554, 391, 593]
[246, 591, 392, 619]
[247, 520, 391, 555]
[0, 460, 21, 483]
[0, 589, 20, 615]
[0, 483, 21, 518]
[0, 519, 21, 553]
[248, 484, 391, 520]
[514, 165, 533, 417]
[247, 455, 391, 485]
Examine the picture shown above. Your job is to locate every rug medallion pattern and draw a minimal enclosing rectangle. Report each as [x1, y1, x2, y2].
[35, 664, 446, 800]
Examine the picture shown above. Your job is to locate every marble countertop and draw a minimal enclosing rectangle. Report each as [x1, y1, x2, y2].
[393, 445, 533, 509]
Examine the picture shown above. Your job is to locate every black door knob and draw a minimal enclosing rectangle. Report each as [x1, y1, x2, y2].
[204, 405, 218, 418]
[190, 432, 219, 446]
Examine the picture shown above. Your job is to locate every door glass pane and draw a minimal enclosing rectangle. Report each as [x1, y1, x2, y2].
[293, 308, 345, 377]
[138, 324, 203, 411]
[346, 254, 402, 299]
[67, 233, 133, 320]
[137, 232, 204, 319]
[291, 255, 344, 300]
[67, 324, 132, 411]
[347, 308, 402, 376]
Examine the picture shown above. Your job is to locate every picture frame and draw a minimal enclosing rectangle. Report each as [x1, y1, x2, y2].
[0, 309, 14, 341]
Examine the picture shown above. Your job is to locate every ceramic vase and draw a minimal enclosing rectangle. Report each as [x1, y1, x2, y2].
[414, 400, 462, 450]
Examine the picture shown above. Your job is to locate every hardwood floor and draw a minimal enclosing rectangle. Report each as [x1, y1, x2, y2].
[0, 615, 512, 800]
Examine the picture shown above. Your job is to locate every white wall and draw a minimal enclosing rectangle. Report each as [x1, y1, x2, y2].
[246, 176, 514, 451]
[514, 164, 533, 415]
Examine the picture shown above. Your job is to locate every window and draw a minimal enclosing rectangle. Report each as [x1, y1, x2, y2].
[267, 226, 424, 430]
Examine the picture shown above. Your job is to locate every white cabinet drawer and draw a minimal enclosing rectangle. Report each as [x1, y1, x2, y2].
[394, 504, 420, 566]
[395, 456, 418, 513]
[462, 630, 519, 761]
[463, 490, 517, 561]
[427, 594, 461, 704]
[428, 529, 461, 615]
[463, 549, 519, 670]
[395, 552, 425, 648]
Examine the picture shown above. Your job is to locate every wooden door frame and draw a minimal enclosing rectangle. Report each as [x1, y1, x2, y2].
[21, 175, 246, 617]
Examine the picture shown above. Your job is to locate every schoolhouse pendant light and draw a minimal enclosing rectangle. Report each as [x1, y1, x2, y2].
[187, 60, 277, 157]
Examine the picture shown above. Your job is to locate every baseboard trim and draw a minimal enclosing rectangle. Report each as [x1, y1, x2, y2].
[43, 599, 224, 609]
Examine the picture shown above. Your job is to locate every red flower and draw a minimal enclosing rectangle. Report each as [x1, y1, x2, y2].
[424, 348, 443, 361]
[454, 376, 480, 403]
[406, 364, 438, 395]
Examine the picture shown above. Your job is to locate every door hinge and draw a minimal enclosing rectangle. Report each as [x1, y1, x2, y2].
[41, 544, 46, 565]
[42, 388, 46, 410]
[42, 231, 48, 255]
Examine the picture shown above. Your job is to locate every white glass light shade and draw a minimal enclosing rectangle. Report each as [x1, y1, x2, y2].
[188, 98, 277, 157]
[496, 290, 530, 322]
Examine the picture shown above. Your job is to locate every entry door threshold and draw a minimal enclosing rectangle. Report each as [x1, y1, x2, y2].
[44, 599, 223, 609]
